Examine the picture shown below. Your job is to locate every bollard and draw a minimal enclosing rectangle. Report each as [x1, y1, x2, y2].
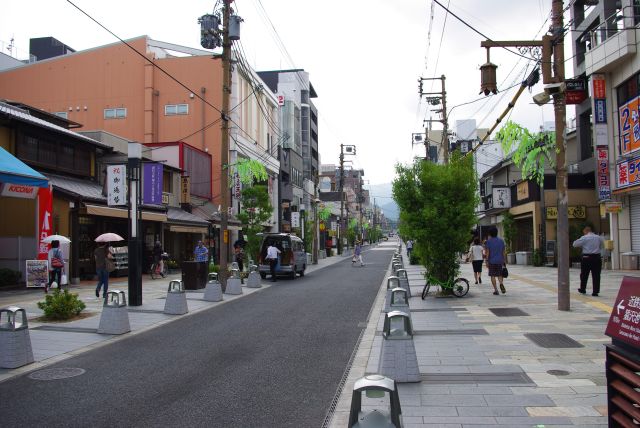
[97, 290, 131, 335]
[208, 272, 219, 282]
[225, 272, 243, 295]
[0, 306, 34, 368]
[389, 287, 409, 309]
[396, 269, 411, 297]
[379, 310, 420, 382]
[246, 269, 261, 288]
[164, 280, 188, 315]
[231, 261, 239, 271]
[203, 278, 224, 302]
[348, 374, 402, 428]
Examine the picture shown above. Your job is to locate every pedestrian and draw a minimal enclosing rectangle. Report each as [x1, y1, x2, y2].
[352, 241, 364, 267]
[152, 241, 165, 277]
[94, 242, 112, 298]
[194, 240, 209, 263]
[406, 239, 414, 260]
[468, 237, 485, 284]
[234, 236, 246, 272]
[46, 240, 64, 293]
[265, 241, 281, 282]
[573, 226, 605, 296]
[485, 227, 507, 295]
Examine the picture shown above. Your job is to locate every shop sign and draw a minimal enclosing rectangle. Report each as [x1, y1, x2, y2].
[291, 212, 300, 228]
[0, 183, 37, 199]
[546, 205, 587, 219]
[331, 221, 337, 231]
[180, 176, 191, 204]
[616, 154, 640, 189]
[619, 95, 640, 156]
[605, 276, 640, 348]
[596, 147, 611, 201]
[107, 165, 126, 206]
[595, 124, 608, 147]
[516, 181, 529, 201]
[25, 259, 49, 288]
[277, 95, 285, 106]
[594, 99, 607, 124]
[605, 201, 623, 214]
[143, 163, 163, 205]
[162, 192, 170, 205]
[592, 74, 606, 99]
[37, 185, 53, 260]
[565, 78, 587, 105]
[491, 187, 511, 209]
[234, 172, 242, 200]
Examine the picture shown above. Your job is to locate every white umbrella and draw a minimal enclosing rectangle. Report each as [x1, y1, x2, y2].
[95, 233, 124, 243]
[41, 235, 71, 244]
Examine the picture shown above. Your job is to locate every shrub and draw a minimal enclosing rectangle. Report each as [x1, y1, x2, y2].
[37, 289, 86, 320]
[167, 259, 179, 269]
[208, 263, 220, 274]
[0, 268, 21, 287]
[409, 253, 419, 265]
[532, 248, 545, 267]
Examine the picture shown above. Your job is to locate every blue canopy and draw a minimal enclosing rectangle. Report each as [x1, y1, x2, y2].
[0, 146, 48, 187]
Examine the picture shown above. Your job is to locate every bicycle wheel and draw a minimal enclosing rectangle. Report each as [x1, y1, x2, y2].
[452, 278, 469, 297]
[421, 281, 431, 300]
[162, 263, 168, 277]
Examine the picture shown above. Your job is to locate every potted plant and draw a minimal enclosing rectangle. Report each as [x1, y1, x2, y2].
[167, 259, 179, 274]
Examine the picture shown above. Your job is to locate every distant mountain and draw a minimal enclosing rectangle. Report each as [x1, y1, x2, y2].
[366, 183, 399, 220]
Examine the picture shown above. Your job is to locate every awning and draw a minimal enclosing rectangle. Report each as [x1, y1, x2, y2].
[213, 224, 243, 231]
[85, 204, 167, 222]
[0, 146, 48, 187]
[169, 225, 208, 234]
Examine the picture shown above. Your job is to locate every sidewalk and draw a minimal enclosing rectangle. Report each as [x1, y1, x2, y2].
[0, 252, 349, 383]
[331, 242, 640, 427]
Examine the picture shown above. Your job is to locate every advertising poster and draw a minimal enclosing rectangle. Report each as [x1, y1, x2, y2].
[37, 185, 53, 260]
[26, 259, 49, 288]
[605, 276, 640, 348]
[616, 155, 640, 189]
[619, 95, 640, 155]
[143, 163, 163, 205]
[596, 147, 611, 201]
[107, 165, 126, 206]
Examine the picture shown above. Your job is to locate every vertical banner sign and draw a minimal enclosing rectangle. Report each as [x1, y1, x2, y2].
[596, 147, 611, 201]
[37, 185, 53, 260]
[619, 95, 640, 155]
[107, 165, 126, 206]
[234, 172, 242, 200]
[594, 99, 607, 124]
[592, 74, 606, 99]
[291, 212, 300, 228]
[143, 163, 163, 205]
[180, 176, 191, 204]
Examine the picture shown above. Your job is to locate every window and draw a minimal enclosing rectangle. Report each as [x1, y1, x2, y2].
[165, 104, 189, 116]
[53, 112, 68, 119]
[163, 170, 172, 193]
[104, 108, 127, 119]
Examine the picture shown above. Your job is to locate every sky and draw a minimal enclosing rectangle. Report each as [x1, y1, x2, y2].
[0, 0, 573, 185]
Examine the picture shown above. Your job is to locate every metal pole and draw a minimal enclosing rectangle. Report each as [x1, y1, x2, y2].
[338, 144, 344, 255]
[128, 143, 143, 306]
[219, 0, 232, 288]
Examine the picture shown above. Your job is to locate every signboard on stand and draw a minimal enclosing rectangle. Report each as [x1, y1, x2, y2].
[605, 276, 640, 347]
[25, 259, 49, 288]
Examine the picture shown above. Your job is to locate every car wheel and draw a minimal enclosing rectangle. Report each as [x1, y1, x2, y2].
[300, 265, 305, 277]
[290, 270, 296, 280]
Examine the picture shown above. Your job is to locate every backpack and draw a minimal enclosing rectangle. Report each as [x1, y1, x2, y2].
[51, 249, 64, 268]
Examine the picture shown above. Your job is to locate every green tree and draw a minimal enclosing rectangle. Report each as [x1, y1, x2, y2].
[237, 185, 273, 262]
[393, 154, 477, 282]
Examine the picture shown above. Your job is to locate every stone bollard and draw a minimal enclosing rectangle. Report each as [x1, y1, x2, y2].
[225, 270, 243, 295]
[379, 310, 420, 383]
[203, 278, 224, 302]
[384, 276, 401, 313]
[0, 306, 34, 369]
[389, 287, 409, 310]
[396, 269, 411, 297]
[348, 374, 402, 428]
[246, 264, 261, 289]
[97, 290, 131, 335]
[164, 280, 188, 315]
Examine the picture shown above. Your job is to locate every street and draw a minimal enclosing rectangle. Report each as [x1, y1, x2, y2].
[0, 246, 392, 427]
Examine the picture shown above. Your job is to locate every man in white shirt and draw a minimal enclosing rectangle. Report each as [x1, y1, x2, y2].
[572, 226, 605, 296]
[265, 243, 281, 282]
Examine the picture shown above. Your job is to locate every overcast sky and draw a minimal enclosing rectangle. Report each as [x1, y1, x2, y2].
[1, 0, 572, 184]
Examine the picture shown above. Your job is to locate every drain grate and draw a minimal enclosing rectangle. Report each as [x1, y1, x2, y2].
[489, 307, 529, 317]
[127, 308, 165, 314]
[29, 367, 86, 381]
[32, 326, 98, 334]
[525, 333, 584, 348]
[547, 369, 570, 376]
[420, 372, 534, 385]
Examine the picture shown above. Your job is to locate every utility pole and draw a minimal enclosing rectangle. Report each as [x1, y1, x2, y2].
[441, 75, 449, 164]
[338, 144, 344, 255]
[420, 75, 449, 163]
[219, 0, 232, 287]
[551, 0, 568, 311]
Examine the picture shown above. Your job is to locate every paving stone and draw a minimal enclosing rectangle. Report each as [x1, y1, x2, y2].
[483, 394, 554, 407]
[456, 406, 528, 417]
[526, 405, 601, 417]
[402, 406, 459, 417]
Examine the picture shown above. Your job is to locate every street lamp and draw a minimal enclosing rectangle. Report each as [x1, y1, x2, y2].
[128, 142, 143, 306]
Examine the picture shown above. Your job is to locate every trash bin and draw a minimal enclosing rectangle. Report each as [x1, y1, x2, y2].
[621, 252, 640, 270]
[516, 251, 533, 265]
[181, 261, 208, 290]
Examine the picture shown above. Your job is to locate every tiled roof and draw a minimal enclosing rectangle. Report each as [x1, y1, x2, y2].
[0, 102, 111, 150]
[167, 206, 209, 226]
[48, 174, 105, 201]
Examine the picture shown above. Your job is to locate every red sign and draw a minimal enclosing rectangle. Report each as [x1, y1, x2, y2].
[37, 185, 53, 260]
[605, 276, 640, 348]
[566, 90, 587, 105]
[0, 183, 38, 199]
[277, 95, 285, 106]
[592, 74, 606, 99]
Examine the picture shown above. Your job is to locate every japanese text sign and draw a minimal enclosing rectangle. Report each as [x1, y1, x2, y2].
[616, 155, 640, 189]
[37, 185, 53, 260]
[619, 95, 640, 156]
[605, 276, 640, 348]
[596, 147, 611, 201]
[592, 74, 606, 99]
[143, 163, 163, 205]
[107, 165, 126, 206]
[595, 99, 607, 124]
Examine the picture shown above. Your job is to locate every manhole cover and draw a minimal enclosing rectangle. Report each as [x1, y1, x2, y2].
[489, 307, 529, 317]
[525, 333, 584, 349]
[28, 368, 86, 381]
[547, 369, 570, 376]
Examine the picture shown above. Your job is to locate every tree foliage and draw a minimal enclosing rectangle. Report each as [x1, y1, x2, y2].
[392, 154, 477, 282]
[495, 120, 555, 185]
[232, 158, 269, 185]
[237, 185, 273, 262]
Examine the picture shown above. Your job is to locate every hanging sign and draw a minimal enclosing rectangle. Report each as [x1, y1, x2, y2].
[37, 185, 53, 260]
[546, 205, 587, 219]
[596, 147, 611, 201]
[180, 176, 191, 204]
[234, 172, 242, 200]
[291, 212, 300, 228]
[605, 201, 623, 214]
[619, 95, 640, 156]
[594, 99, 607, 124]
[565, 78, 587, 105]
[592, 74, 606, 99]
[143, 163, 163, 205]
[107, 165, 126, 206]
[0, 183, 37, 199]
[605, 276, 640, 348]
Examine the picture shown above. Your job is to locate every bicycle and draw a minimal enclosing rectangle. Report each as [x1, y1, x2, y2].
[150, 252, 169, 279]
[421, 275, 470, 299]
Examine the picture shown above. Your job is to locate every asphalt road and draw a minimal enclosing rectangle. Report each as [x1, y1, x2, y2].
[0, 246, 392, 428]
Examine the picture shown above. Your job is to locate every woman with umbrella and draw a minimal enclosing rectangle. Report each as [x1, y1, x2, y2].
[94, 233, 122, 299]
[41, 235, 70, 293]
